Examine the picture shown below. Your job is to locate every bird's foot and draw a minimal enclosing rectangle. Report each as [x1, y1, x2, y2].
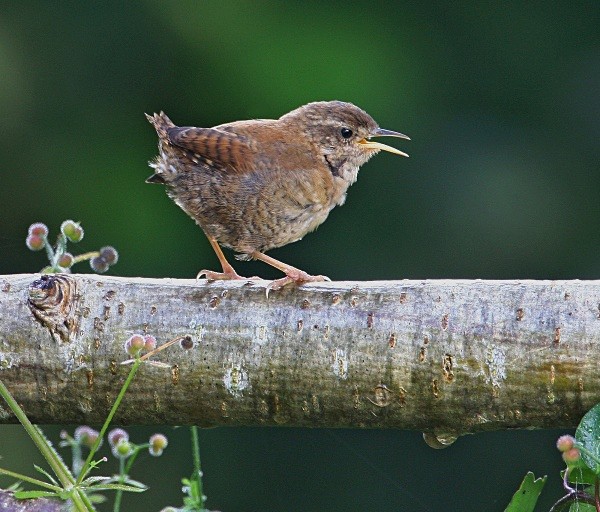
[196, 268, 260, 282]
[266, 270, 331, 296]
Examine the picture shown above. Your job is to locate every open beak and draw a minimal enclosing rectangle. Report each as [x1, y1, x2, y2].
[357, 127, 410, 157]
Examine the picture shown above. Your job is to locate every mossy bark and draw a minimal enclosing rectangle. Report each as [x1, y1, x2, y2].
[0, 490, 68, 511]
[0, 274, 599, 438]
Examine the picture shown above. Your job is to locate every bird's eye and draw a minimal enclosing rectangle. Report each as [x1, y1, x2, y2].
[340, 127, 353, 139]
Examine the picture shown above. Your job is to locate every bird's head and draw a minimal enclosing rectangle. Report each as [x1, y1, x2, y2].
[280, 101, 409, 179]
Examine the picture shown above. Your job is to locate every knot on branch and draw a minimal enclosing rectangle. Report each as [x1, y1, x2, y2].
[28, 274, 78, 343]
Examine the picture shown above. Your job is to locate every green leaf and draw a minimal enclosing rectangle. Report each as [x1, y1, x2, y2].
[34, 464, 59, 486]
[13, 490, 60, 499]
[568, 503, 595, 511]
[0, 466, 62, 492]
[86, 483, 147, 493]
[563, 466, 598, 487]
[87, 493, 107, 504]
[82, 475, 147, 489]
[504, 472, 547, 512]
[80, 476, 111, 486]
[576, 402, 600, 473]
[6, 482, 23, 492]
[57, 490, 73, 500]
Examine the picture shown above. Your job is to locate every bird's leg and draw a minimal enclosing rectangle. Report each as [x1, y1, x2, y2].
[250, 251, 331, 291]
[197, 237, 253, 281]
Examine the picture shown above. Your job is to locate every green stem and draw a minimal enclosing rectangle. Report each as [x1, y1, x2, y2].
[191, 425, 204, 508]
[43, 236, 55, 267]
[69, 491, 92, 511]
[113, 457, 126, 512]
[54, 233, 67, 266]
[111, 443, 148, 511]
[124, 445, 145, 475]
[0, 381, 74, 488]
[77, 491, 96, 510]
[72, 251, 100, 264]
[71, 442, 84, 478]
[0, 379, 92, 511]
[0, 466, 62, 492]
[76, 359, 141, 485]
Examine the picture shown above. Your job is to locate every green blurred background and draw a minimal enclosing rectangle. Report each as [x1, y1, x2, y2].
[1, 1, 599, 510]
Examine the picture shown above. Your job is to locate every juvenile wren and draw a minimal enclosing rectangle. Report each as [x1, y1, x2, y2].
[146, 101, 409, 290]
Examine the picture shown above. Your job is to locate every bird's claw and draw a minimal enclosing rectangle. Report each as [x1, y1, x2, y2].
[265, 272, 330, 297]
[196, 269, 261, 282]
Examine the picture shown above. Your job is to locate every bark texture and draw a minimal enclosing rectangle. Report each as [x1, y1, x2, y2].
[0, 491, 67, 511]
[1, 273, 599, 438]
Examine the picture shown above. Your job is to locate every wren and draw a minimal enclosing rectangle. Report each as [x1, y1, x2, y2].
[146, 101, 409, 290]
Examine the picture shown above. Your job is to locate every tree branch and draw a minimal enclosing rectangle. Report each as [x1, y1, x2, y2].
[0, 274, 598, 437]
[0, 491, 67, 512]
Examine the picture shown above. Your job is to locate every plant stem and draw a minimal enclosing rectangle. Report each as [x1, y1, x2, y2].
[0, 379, 93, 511]
[113, 457, 126, 512]
[0, 381, 74, 488]
[113, 445, 150, 512]
[71, 442, 84, 477]
[55, 234, 67, 265]
[139, 336, 185, 361]
[72, 251, 100, 264]
[191, 425, 204, 509]
[124, 445, 145, 475]
[0, 467, 62, 492]
[76, 359, 141, 486]
[44, 236, 55, 266]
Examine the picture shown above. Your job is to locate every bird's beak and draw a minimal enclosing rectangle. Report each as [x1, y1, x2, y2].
[357, 128, 410, 157]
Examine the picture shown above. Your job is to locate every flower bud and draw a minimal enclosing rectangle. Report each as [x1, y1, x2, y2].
[74, 426, 101, 449]
[149, 433, 168, 457]
[90, 256, 109, 273]
[61, 220, 84, 242]
[108, 428, 129, 448]
[114, 439, 133, 458]
[26, 234, 46, 251]
[28, 223, 49, 237]
[57, 252, 74, 269]
[144, 335, 157, 352]
[99, 246, 119, 265]
[562, 447, 581, 464]
[125, 334, 146, 357]
[556, 435, 575, 453]
[180, 336, 194, 350]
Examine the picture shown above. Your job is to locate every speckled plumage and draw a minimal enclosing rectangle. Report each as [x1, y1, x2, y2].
[147, 101, 409, 287]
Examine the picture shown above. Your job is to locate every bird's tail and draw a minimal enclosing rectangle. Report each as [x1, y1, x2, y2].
[146, 111, 175, 141]
[146, 111, 176, 185]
